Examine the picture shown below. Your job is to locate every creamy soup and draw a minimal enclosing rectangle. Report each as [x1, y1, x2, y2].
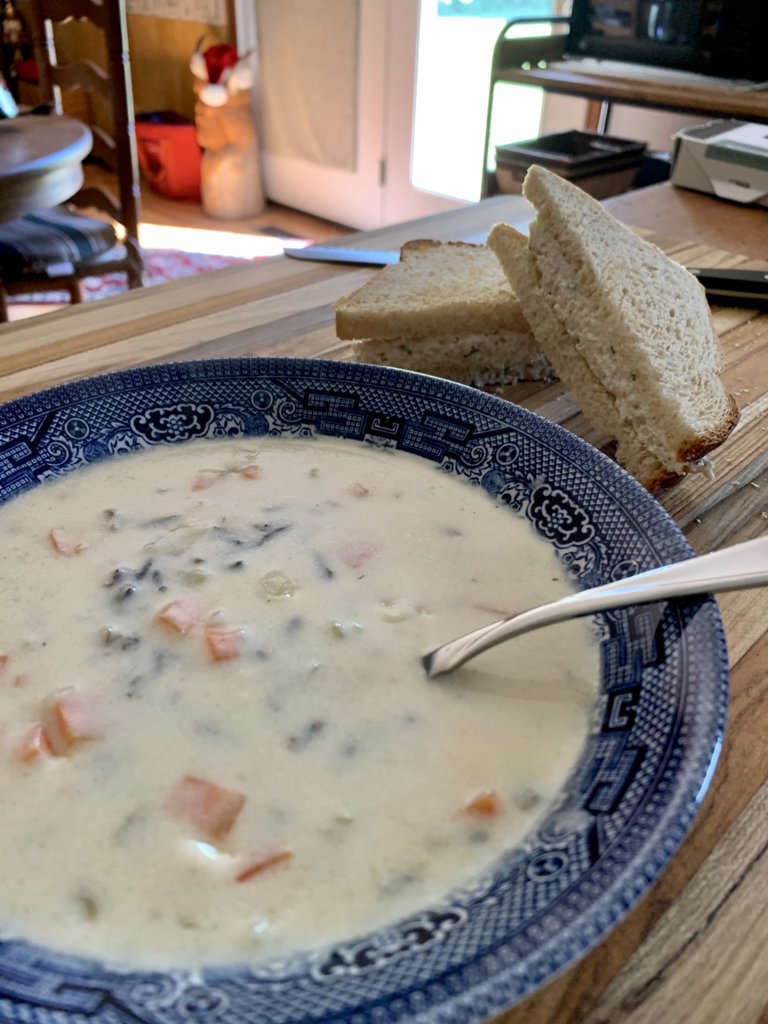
[0, 435, 598, 969]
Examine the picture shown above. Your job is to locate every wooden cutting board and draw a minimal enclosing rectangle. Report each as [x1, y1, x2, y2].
[0, 231, 764, 552]
[640, 235, 768, 540]
[0, 208, 766, 1024]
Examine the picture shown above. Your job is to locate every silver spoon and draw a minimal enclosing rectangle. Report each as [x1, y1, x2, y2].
[423, 534, 768, 678]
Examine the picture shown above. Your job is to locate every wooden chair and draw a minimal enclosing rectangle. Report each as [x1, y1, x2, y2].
[0, 0, 143, 321]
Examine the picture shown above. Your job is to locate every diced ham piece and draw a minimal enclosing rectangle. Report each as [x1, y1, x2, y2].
[340, 543, 377, 570]
[49, 528, 89, 556]
[43, 692, 102, 755]
[191, 470, 221, 491]
[236, 849, 293, 883]
[156, 597, 204, 635]
[347, 482, 370, 497]
[463, 789, 500, 817]
[167, 774, 246, 841]
[205, 626, 242, 662]
[18, 724, 54, 763]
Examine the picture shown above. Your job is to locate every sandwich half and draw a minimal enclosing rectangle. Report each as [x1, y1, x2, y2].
[487, 165, 739, 490]
[335, 239, 553, 387]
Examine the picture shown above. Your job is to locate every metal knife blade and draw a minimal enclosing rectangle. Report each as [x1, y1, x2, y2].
[283, 245, 400, 267]
[284, 249, 768, 310]
[688, 267, 768, 309]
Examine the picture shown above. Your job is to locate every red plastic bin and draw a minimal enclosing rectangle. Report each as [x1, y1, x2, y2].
[136, 119, 202, 201]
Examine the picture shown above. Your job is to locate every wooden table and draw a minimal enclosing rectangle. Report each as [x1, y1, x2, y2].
[1, 182, 767, 1024]
[0, 115, 92, 222]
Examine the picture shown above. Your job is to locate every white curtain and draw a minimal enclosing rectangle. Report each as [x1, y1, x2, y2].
[254, 0, 359, 171]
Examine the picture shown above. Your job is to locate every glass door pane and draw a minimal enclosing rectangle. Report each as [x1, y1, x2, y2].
[411, 0, 554, 203]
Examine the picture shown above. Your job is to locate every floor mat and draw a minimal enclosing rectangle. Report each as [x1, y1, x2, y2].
[10, 248, 256, 304]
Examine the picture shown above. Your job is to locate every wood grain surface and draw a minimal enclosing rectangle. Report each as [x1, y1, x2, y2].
[0, 183, 766, 1023]
[493, 51, 768, 124]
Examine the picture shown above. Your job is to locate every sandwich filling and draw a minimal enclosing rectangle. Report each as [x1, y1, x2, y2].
[336, 239, 554, 388]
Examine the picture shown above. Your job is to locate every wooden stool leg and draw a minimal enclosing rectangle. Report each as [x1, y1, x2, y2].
[126, 240, 144, 290]
[68, 281, 85, 304]
[0, 286, 9, 323]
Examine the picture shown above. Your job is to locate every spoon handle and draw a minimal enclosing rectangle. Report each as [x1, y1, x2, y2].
[423, 534, 768, 678]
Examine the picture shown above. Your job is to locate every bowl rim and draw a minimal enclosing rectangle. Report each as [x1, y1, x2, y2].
[0, 357, 729, 1024]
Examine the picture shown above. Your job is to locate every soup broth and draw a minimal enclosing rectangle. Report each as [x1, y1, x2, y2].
[0, 435, 598, 968]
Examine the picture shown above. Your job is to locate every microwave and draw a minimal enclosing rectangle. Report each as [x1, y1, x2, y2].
[566, 0, 768, 81]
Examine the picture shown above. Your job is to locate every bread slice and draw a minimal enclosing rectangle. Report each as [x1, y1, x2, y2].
[488, 166, 738, 488]
[335, 239, 554, 387]
[487, 223, 673, 490]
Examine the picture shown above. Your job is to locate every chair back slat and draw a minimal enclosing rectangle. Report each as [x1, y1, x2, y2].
[75, 171, 140, 244]
[72, 184, 121, 226]
[39, 0, 106, 29]
[51, 60, 110, 100]
[89, 126, 116, 170]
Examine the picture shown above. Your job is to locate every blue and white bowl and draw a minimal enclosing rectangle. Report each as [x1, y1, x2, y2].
[0, 358, 727, 1024]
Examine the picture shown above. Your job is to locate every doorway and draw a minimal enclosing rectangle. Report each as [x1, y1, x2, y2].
[236, 0, 551, 229]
